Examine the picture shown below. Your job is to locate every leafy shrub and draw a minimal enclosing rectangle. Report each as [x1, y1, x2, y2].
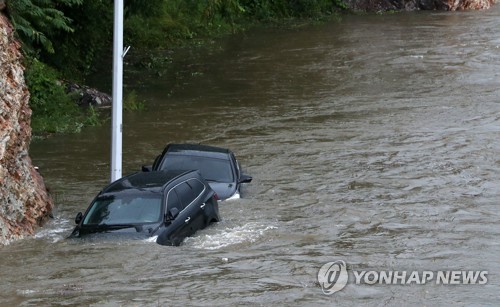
[24, 58, 96, 134]
[123, 90, 145, 111]
[38, 0, 113, 78]
[7, 0, 83, 54]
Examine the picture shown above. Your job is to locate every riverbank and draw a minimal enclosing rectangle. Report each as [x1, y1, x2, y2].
[345, 0, 495, 11]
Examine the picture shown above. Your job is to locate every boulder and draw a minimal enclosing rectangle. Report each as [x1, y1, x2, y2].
[65, 82, 112, 108]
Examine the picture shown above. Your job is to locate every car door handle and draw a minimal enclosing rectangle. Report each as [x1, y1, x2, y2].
[184, 217, 191, 223]
[200, 203, 206, 209]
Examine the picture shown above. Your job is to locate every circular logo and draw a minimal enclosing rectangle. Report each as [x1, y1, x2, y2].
[318, 260, 348, 295]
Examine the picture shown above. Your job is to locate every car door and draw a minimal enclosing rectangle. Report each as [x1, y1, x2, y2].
[230, 153, 242, 191]
[157, 180, 205, 245]
[185, 178, 212, 228]
[177, 179, 207, 231]
[157, 188, 189, 245]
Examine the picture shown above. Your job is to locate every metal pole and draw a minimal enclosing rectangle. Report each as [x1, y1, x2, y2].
[111, 0, 124, 182]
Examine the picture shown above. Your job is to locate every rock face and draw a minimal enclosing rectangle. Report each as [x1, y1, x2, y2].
[0, 12, 53, 245]
[344, 0, 495, 11]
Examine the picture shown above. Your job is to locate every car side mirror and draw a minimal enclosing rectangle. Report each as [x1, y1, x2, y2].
[167, 207, 179, 221]
[142, 165, 152, 172]
[75, 212, 83, 224]
[239, 174, 253, 184]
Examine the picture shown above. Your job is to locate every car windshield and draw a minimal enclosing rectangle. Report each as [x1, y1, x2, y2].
[161, 155, 234, 182]
[83, 194, 162, 226]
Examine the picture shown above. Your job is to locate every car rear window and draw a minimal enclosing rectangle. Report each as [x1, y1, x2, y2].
[160, 155, 234, 182]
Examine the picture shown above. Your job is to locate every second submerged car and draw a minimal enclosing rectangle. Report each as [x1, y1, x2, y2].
[143, 143, 252, 201]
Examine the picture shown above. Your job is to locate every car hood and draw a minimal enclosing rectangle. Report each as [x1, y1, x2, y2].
[208, 182, 237, 200]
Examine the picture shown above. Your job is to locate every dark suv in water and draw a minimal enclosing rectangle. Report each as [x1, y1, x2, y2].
[143, 144, 252, 201]
[70, 170, 220, 246]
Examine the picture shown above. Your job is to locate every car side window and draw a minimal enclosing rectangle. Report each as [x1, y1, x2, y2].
[167, 189, 182, 211]
[188, 179, 205, 196]
[174, 179, 206, 210]
[175, 182, 195, 210]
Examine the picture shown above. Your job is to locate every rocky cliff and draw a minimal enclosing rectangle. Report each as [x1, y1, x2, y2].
[344, 0, 495, 11]
[0, 10, 53, 245]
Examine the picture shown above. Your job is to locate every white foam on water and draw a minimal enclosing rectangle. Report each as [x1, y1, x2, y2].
[34, 217, 72, 243]
[16, 289, 38, 296]
[223, 192, 241, 201]
[187, 222, 277, 250]
[143, 235, 158, 243]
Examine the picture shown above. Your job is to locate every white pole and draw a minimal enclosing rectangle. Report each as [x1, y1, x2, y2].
[111, 0, 124, 182]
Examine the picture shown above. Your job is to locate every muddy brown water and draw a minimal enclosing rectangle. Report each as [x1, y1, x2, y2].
[2, 9, 500, 306]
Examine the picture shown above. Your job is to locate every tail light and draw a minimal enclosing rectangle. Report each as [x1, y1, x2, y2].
[213, 193, 219, 201]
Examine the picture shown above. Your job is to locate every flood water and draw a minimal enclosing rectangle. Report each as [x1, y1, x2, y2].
[2, 8, 500, 306]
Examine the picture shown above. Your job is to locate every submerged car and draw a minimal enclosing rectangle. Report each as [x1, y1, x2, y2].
[70, 170, 220, 246]
[143, 144, 252, 200]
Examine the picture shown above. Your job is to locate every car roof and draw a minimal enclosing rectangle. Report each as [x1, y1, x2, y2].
[165, 143, 231, 159]
[103, 170, 194, 193]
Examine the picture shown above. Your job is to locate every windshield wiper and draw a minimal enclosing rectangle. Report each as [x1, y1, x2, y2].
[95, 223, 136, 230]
[206, 178, 227, 183]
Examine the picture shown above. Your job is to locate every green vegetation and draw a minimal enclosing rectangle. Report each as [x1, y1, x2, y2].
[123, 91, 146, 111]
[24, 59, 100, 135]
[124, 0, 347, 51]
[5, 0, 347, 136]
[6, 0, 82, 54]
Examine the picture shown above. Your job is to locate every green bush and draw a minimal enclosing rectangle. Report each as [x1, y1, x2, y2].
[123, 90, 145, 111]
[24, 59, 99, 135]
[39, 0, 113, 79]
[7, 0, 83, 54]
[239, 0, 346, 20]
